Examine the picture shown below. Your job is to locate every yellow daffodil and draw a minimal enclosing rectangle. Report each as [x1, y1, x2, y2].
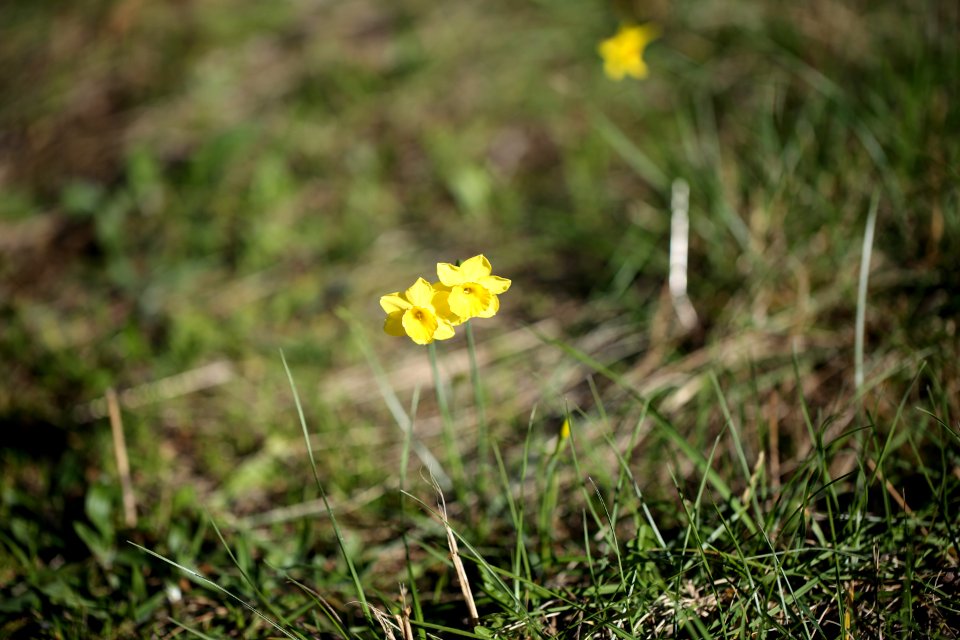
[380, 277, 456, 345]
[598, 23, 658, 81]
[554, 418, 571, 454]
[435, 254, 511, 323]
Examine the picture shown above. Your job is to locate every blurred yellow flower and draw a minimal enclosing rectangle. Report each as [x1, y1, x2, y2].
[598, 23, 658, 81]
[554, 417, 571, 455]
[435, 255, 511, 323]
[380, 277, 456, 345]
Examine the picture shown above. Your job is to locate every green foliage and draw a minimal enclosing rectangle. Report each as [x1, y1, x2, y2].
[1, 0, 958, 637]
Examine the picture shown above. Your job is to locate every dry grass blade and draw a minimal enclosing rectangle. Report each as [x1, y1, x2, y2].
[106, 388, 137, 527]
[79, 361, 234, 421]
[432, 476, 479, 624]
[371, 605, 399, 640]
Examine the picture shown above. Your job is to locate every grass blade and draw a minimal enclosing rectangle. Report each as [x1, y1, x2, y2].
[280, 349, 371, 623]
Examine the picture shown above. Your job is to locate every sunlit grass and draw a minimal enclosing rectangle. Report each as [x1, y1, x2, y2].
[1, 0, 958, 637]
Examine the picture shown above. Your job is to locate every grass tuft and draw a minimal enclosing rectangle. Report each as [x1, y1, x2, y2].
[1, 0, 958, 637]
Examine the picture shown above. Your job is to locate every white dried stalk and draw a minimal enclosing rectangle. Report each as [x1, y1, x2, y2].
[669, 178, 698, 331]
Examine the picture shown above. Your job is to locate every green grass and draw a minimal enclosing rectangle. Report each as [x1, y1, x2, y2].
[1, 0, 958, 637]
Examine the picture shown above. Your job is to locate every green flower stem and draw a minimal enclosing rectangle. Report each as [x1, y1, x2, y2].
[428, 342, 464, 489]
[465, 320, 489, 491]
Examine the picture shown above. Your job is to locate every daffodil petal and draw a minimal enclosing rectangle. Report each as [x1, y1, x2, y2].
[431, 289, 464, 326]
[380, 292, 410, 313]
[402, 307, 438, 345]
[436, 262, 464, 287]
[405, 277, 436, 308]
[476, 293, 499, 318]
[447, 289, 472, 319]
[478, 275, 511, 294]
[384, 310, 406, 336]
[604, 62, 626, 80]
[433, 320, 455, 341]
[449, 283, 491, 319]
[459, 255, 492, 281]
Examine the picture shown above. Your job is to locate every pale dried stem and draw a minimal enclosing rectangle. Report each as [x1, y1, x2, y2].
[371, 605, 398, 640]
[106, 388, 137, 527]
[398, 586, 414, 640]
[81, 360, 234, 421]
[669, 178, 698, 331]
[401, 610, 414, 640]
[434, 480, 479, 623]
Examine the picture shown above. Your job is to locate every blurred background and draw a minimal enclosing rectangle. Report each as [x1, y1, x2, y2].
[1, 0, 957, 637]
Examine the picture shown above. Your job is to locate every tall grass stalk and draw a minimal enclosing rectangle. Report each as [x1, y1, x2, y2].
[855, 192, 880, 391]
[280, 350, 371, 624]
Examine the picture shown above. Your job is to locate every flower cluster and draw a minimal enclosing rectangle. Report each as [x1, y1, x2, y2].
[598, 23, 658, 81]
[380, 255, 511, 345]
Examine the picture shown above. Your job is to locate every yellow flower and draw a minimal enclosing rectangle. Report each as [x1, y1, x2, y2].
[598, 23, 658, 81]
[380, 277, 456, 345]
[554, 418, 571, 455]
[435, 255, 511, 323]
